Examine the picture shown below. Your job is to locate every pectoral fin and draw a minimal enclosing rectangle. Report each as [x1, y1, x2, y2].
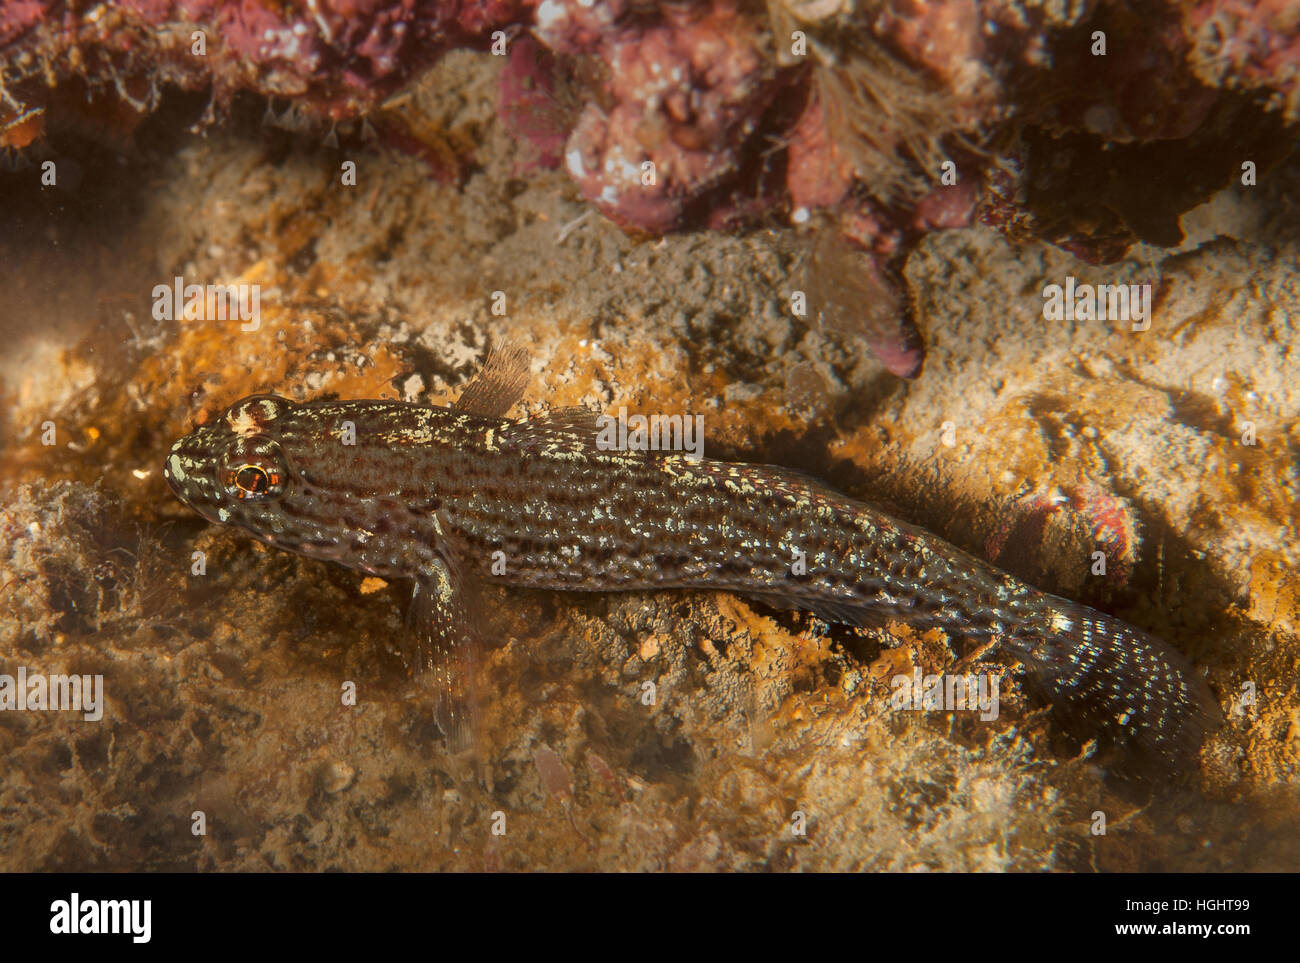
[407, 552, 484, 753]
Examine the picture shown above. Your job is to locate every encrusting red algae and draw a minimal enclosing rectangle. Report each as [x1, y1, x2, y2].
[163, 345, 1221, 769]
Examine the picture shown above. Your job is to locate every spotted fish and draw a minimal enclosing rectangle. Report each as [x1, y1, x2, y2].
[163, 344, 1220, 768]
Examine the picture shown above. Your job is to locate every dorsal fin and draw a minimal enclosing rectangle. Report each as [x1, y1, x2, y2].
[499, 405, 606, 455]
[455, 341, 531, 417]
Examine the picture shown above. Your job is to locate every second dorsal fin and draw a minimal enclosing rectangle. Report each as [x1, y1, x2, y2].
[499, 405, 606, 455]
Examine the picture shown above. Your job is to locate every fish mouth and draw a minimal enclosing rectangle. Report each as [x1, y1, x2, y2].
[162, 431, 224, 514]
[162, 440, 186, 498]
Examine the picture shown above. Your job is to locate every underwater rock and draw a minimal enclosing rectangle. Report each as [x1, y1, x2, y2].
[2, 1, 1299, 382]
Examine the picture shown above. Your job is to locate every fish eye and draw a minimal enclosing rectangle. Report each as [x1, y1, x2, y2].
[235, 465, 273, 495]
[219, 439, 287, 500]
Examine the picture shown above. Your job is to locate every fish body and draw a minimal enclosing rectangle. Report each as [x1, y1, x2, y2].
[163, 348, 1220, 767]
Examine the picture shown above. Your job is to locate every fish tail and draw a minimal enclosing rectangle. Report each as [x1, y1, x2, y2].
[998, 594, 1221, 771]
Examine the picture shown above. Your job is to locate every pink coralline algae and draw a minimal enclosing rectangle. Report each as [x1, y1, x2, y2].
[202, 0, 529, 109]
[870, 0, 994, 111]
[551, 0, 783, 235]
[498, 35, 572, 172]
[1184, 0, 1300, 121]
[0, 0, 53, 47]
[531, 0, 621, 55]
[1, 1, 531, 121]
[786, 93, 852, 214]
[910, 180, 978, 232]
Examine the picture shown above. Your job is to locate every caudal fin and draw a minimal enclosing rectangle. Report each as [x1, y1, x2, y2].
[1002, 595, 1221, 772]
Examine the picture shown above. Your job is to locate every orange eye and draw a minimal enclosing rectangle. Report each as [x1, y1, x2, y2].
[234, 465, 276, 496]
[219, 437, 287, 500]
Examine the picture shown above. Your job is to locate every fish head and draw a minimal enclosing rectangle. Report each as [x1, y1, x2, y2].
[165, 393, 446, 577]
[164, 394, 299, 536]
